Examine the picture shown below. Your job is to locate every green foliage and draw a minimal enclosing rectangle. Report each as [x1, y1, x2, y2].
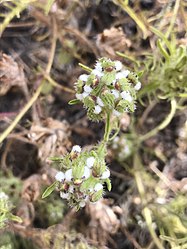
[139, 34, 187, 101]
[0, 190, 22, 229]
[42, 181, 58, 199]
[0, 0, 36, 36]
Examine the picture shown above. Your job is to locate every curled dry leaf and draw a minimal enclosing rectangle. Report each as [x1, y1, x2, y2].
[0, 53, 26, 96]
[28, 118, 72, 163]
[88, 199, 120, 234]
[22, 174, 41, 202]
[96, 27, 131, 58]
[16, 200, 35, 227]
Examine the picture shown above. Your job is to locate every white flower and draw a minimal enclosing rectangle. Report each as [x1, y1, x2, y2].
[83, 166, 91, 179]
[122, 70, 130, 77]
[60, 192, 70, 199]
[82, 92, 89, 98]
[134, 81, 141, 91]
[111, 89, 120, 98]
[96, 97, 104, 107]
[79, 74, 89, 81]
[114, 61, 123, 71]
[72, 145, 81, 153]
[94, 105, 102, 114]
[75, 93, 83, 100]
[86, 157, 95, 168]
[113, 136, 119, 143]
[92, 69, 103, 78]
[101, 168, 110, 179]
[123, 145, 130, 155]
[113, 109, 121, 117]
[65, 169, 73, 181]
[55, 171, 65, 182]
[84, 85, 92, 93]
[116, 70, 130, 79]
[95, 62, 103, 72]
[121, 91, 133, 102]
[69, 185, 74, 193]
[79, 201, 86, 207]
[94, 183, 103, 192]
[0, 192, 8, 200]
[112, 143, 118, 149]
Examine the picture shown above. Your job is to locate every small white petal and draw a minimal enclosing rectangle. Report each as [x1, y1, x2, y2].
[122, 70, 130, 77]
[134, 81, 141, 91]
[111, 89, 120, 98]
[55, 171, 65, 182]
[92, 69, 103, 77]
[82, 92, 89, 98]
[60, 192, 70, 199]
[75, 93, 83, 100]
[112, 143, 118, 149]
[86, 157, 95, 168]
[65, 169, 73, 181]
[113, 136, 119, 143]
[79, 201, 86, 207]
[96, 97, 104, 107]
[94, 105, 102, 114]
[121, 91, 133, 102]
[79, 74, 89, 81]
[113, 109, 121, 117]
[84, 85, 92, 93]
[69, 185, 74, 193]
[114, 61, 123, 71]
[116, 72, 123, 80]
[94, 183, 103, 192]
[0, 192, 8, 200]
[155, 197, 166, 204]
[72, 145, 81, 153]
[83, 166, 91, 179]
[123, 146, 130, 154]
[101, 168, 110, 179]
[95, 62, 103, 72]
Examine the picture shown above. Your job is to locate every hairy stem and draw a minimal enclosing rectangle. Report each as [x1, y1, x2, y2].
[104, 112, 111, 143]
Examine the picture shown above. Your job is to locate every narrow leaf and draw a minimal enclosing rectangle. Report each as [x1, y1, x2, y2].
[42, 181, 58, 199]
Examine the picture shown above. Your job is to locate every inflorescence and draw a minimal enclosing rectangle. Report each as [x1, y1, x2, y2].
[74, 58, 141, 121]
[53, 145, 111, 210]
[43, 57, 142, 210]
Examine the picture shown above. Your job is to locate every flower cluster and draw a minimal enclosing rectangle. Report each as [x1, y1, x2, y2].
[53, 145, 111, 210]
[111, 135, 133, 161]
[73, 58, 141, 121]
[0, 191, 22, 228]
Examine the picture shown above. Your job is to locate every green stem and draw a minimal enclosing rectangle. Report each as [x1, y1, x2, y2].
[139, 98, 177, 142]
[104, 112, 111, 143]
[78, 63, 92, 73]
[0, 82, 45, 144]
[98, 112, 111, 156]
[133, 154, 164, 249]
[165, 0, 181, 39]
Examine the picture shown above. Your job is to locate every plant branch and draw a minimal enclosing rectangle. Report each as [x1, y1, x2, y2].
[0, 82, 45, 144]
[0, 16, 58, 144]
[139, 98, 177, 142]
[133, 154, 164, 249]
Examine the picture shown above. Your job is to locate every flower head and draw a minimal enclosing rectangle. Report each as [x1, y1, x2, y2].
[49, 145, 111, 210]
[72, 57, 141, 121]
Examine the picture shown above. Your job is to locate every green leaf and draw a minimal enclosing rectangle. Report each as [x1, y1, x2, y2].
[9, 214, 22, 223]
[44, 0, 55, 15]
[42, 181, 58, 199]
[68, 99, 81, 105]
[105, 178, 112, 191]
